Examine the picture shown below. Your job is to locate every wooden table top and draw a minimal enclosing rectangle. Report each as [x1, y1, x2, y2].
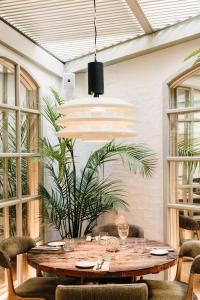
[27, 238, 178, 279]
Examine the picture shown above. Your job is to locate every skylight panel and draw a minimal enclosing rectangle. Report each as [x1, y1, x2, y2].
[138, 0, 200, 29]
[0, 0, 144, 62]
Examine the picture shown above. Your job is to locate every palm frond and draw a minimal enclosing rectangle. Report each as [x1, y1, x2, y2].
[178, 138, 200, 156]
[39, 88, 157, 238]
[81, 141, 156, 185]
[177, 138, 200, 177]
[185, 48, 200, 65]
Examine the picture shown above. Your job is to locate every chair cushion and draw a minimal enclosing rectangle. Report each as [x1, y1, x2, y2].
[0, 236, 36, 258]
[179, 240, 200, 258]
[15, 277, 81, 300]
[142, 280, 198, 300]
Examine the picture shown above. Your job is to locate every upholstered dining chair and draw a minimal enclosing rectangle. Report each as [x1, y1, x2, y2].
[179, 215, 200, 242]
[139, 240, 200, 300]
[56, 283, 148, 300]
[0, 236, 79, 300]
[92, 223, 144, 238]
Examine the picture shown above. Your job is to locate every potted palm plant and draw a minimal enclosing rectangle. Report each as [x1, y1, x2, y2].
[40, 89, 157, 238]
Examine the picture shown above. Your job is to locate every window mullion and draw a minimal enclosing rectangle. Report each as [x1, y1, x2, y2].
[15, 64, 24, 285]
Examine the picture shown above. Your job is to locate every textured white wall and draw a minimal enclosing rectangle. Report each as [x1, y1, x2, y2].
[75, 37, 200, 242]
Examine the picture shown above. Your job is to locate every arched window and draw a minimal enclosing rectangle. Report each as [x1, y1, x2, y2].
[0, 58, 41, 292]
[167, 65, 200, 249]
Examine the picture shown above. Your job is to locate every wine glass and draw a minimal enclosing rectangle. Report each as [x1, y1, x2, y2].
[99, 232, 109, 245]
[117, 223, 129, 248]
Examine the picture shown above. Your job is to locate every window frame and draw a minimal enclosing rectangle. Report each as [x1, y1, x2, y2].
[0, 57, 42, 288]
[166, 66, 200, 250]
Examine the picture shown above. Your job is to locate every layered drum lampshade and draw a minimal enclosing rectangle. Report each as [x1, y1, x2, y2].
[56, 97, 136, 140]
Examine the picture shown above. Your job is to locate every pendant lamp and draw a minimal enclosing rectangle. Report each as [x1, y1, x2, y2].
[56, 0, 136, 141]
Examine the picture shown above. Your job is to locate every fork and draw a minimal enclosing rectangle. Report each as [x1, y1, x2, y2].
[96, 259, 104, 270]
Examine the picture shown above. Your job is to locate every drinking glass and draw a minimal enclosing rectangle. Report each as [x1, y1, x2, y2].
[117, 224, 129, 248]
[64, 237, 75, 251]
[99, 232, 109, 245]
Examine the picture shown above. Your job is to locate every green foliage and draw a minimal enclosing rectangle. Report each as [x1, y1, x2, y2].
[177, 138, 200, 178]
[185, 48, 200, 64]
[40, 89, 157, 238]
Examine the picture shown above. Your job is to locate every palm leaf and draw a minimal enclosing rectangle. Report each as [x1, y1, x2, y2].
[185, 48, 200, 65]
[39, 88, 157, 238]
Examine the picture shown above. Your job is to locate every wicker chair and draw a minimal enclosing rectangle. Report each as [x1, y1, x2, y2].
[56, 283, 148, 300]
[0, 236, 80, 300]
[139, 240, 200, 300]
[92, 223, 144, 238]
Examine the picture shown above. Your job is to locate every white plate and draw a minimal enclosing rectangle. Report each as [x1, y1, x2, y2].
[150, 249, 168, 256]
[75, 261, 96, 269]
[47, 241, 65, 247]
[101, 236, 109, 240]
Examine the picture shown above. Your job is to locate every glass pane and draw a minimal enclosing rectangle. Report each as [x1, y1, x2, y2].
[0, 159, 3, 200]
[22, 158, 29, 197]
[22, 200, 41, 239]
[172, 86, 200, 109]
[179, 209, 200, 241]
[22, 203, 28, 236]
[0, 208, 4, 240]
[9, 205, 16, 236]
[0, 110, 17, 153]
[22, 158, 39, 197]
[193, 89, 200, 107]
[170, 161, 200, 205]
[0, 158, 17, 202]
[169, 112, 200, 156]
[0, 209, 5, 290]
[21, 113, 39, 153]
[0, 59, 15, 106]
[177, 209, 200, 282]
[174, 87, 190, 108]
[20, 68, 38, 110]
[8, 158, 17, 200]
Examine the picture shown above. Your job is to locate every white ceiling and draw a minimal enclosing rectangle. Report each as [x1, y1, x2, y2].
[0, 0, 199, 63]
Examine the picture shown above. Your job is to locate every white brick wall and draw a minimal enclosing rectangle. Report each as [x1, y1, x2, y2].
[75, 37, 200, 242]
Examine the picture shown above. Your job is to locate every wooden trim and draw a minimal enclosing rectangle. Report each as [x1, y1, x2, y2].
[175, 257, 182, 281]
[0, 57, 15, 72]
[185, 273, 195, 300]
[168, 204, 200, 211]
[167, 156, 200, 162]
[169, 65, 200, 89]
[167, 106, 200, 114]
[0, 153, 40, 158]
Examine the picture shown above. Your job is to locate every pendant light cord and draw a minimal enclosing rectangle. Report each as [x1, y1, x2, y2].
[94, 0, 97, 61]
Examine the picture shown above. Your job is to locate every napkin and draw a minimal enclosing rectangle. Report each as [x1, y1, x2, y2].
[102, 261, 110, 271]
[93, 261, 110, 271]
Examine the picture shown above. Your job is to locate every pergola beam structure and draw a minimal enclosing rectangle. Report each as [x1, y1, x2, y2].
[65, 16, 200, 73]
[126, 0, 153, 34]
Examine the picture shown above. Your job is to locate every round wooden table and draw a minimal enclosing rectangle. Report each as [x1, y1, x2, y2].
[27, 238, 178, 280]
